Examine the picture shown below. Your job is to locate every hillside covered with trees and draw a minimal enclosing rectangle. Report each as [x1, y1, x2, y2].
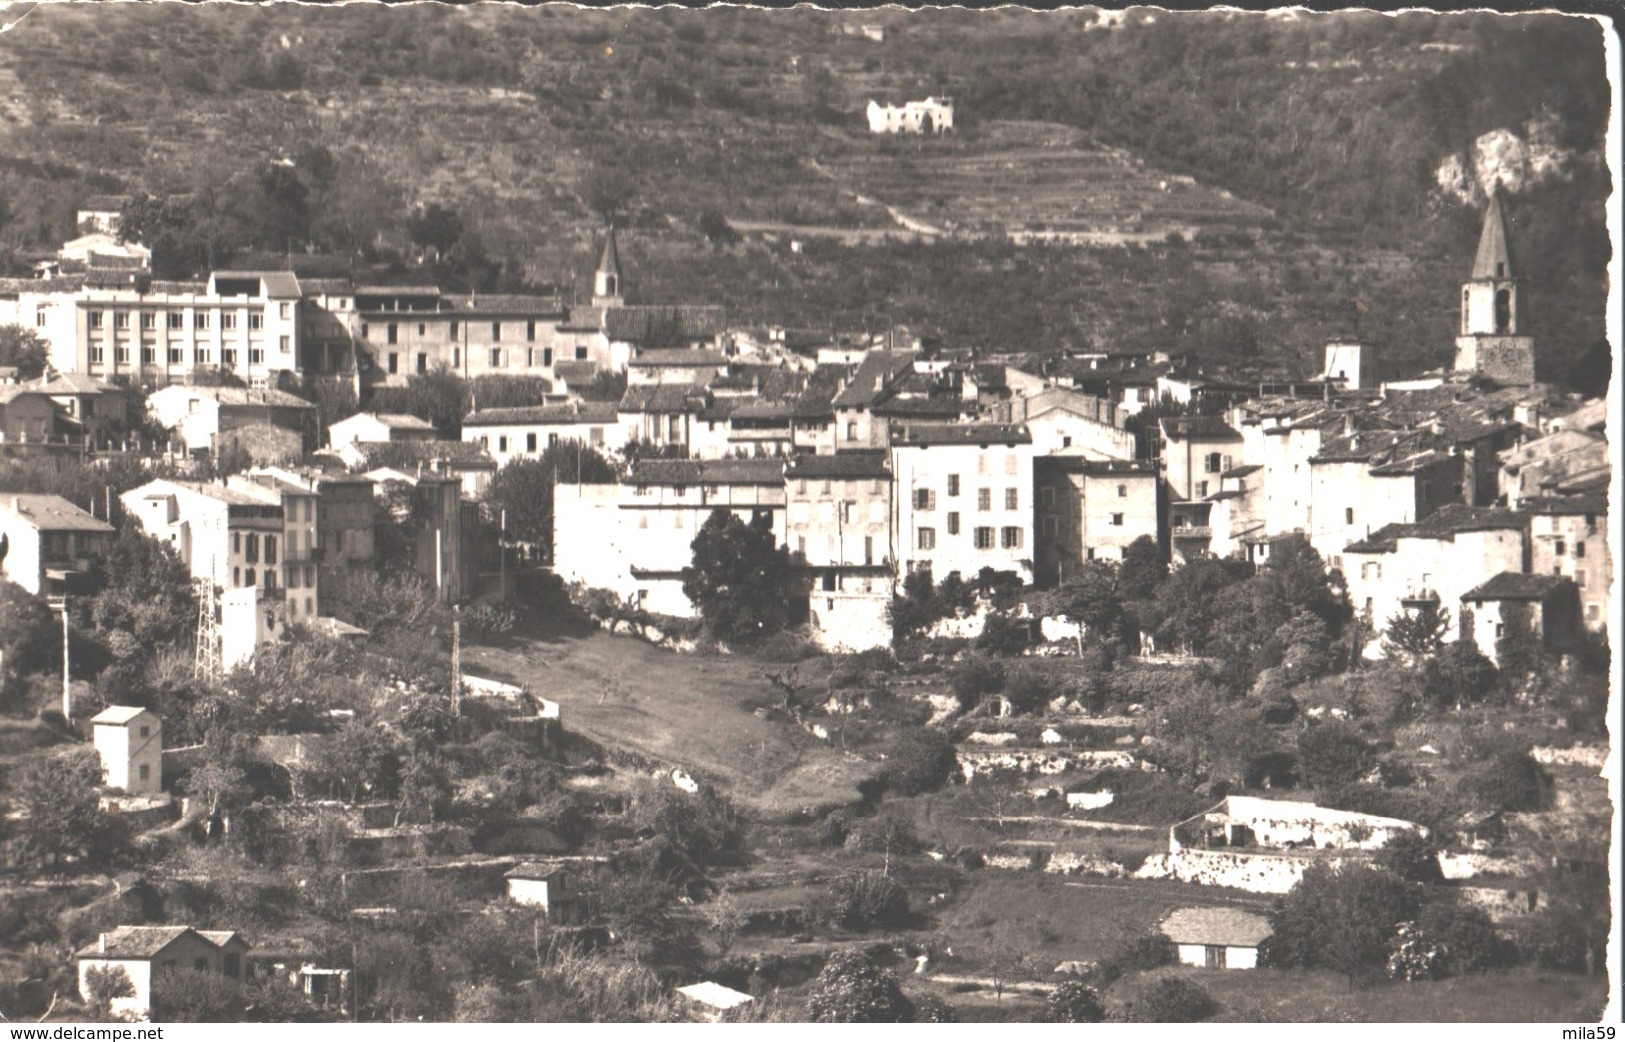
[0, 6, 1609, 386]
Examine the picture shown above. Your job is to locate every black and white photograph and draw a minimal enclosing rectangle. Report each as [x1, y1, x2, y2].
[0, 0, 1615, 1027]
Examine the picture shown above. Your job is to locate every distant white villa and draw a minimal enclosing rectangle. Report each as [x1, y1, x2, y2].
[866, 97, 954, 134]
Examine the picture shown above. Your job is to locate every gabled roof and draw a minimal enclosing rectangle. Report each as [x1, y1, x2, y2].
[620, 384, 711, 414]
[603, 305, 726, 342]
[446, 294, 563, 317]
[1160, 907, 1273, 948]
[832, 350, 918, 409]
[0, 494, 115, 533]
[676, 982, 753, 1011]
[871, 396, 965, 419]
[506, 860, 568, 880]
[35, 373, 121, 396]
[1462, 572, 1577, 602]
[463, 401, 619, 427]
[91, 705, 154, 725]
[1520, 494, 1608, 517]
[150, 385, 313, 410]
[630, 349, 728, 368]
[1471, 187, 1516, 280]
[1345, 504, 1525, 554]
[212, 270, 302, 299]
[75, 926, 194, 960]
[351, 440, 495, 468]
[340, 412, 435, 432]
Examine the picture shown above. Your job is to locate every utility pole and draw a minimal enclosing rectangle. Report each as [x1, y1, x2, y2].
[450, 608, 462, 718]
[499, 508, 507, 598]
[58, 603, 70, 720]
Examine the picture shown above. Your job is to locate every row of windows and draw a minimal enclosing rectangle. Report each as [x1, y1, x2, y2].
[84, 305, 290, 330]
[793, 479, 888, 497]
[479, 428, 608, 454]
[913, 488, 1022, 511]
[373, 319, 547, 344]
[1039, 514, 1127, 535]
[231, 531, 277, 564]
[91, 342, 285, 366]
[917, 525, 1025, 550]
[383, 344, 589, 374]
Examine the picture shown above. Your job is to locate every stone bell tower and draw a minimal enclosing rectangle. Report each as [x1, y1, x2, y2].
[1453, 186, 1535, 385]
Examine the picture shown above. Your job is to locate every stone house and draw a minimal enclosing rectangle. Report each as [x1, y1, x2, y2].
[866, 97, 954, 134]
[1160, 907, 1272, 970]
[327, 412, 438, 452]
[618, 383, 713, 456]
[1460, 572, 1583, 666]
[1172, 796, 1422, 854]
[626, 348, 729, 387]
[91, 706, 163, 795]
[1523, 495, 1610, 631]
[0, 493, 114, 596]
[121, 479, 285, 600]
[785, 451, 893, 652]
[832, 349, 923, 450]
[225, 473, 323, 625]
[146, 384, 316, 457]
[505, 861, 579, 922]
[1159, 415, 1243, 504]
[1032, 457, 1160, 586]
[1015, 388, 1132, 459]
[890, 422, 1035, 587]
[76, 926, 249, 1020]
[1499, 428, 1608, 509]
[0, 385, 69, 447]
[462, 400, 620, 468]
[554, 458, 788, 618]
[1341, 505, 1527, 654]
[1207, 464, 1265, 558]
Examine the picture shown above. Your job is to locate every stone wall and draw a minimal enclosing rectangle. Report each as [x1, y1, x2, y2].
[958, 746, 1149, 782]
[1135, 849, 1342, 894]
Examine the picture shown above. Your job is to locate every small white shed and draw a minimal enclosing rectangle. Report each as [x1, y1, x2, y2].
[91, 706, 163, 795]
[1160, 907, 1273, 970]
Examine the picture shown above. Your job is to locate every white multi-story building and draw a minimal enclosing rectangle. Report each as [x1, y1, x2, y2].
[889, 422, 1034, 586]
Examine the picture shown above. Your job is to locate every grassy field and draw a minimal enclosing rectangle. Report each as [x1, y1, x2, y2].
[462, 627, 876, 818]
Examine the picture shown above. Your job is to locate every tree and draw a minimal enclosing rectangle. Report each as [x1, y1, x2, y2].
[1134, 976, 1216, 1022]
[368, 367, 466, 438]
[881, 729, 957, 796]
[406, 202, 464, 258]
[1044, 982, 1105, 1023]
[1383, 606, 1451, 664]
[1264, 862, 1419, 985]
[681, 509, 796, 644]
[1455, 746, 1548, 813]
[1117, 535, 1166, 603]
[1296, 721, 1374, 790]
[697, 208, 738, 245]
[1423, 640, 1499, 711]
[1044, 560, 1130, 644]
[3, 747, 124, 873]
[1376, 829, 1444, 884]
[583, 162, 637, 222]
[83, 964, 135, 1021]
[483, 442, 617, 556]
[806, 949, 911, 1024]
[0, 325, 48, 380]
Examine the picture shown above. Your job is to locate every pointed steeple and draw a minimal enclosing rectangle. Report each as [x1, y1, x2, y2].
[593, 223, 623, 305]
[1471, 185, 1515, 281]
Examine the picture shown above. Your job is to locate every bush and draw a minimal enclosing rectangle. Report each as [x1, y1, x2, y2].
[754, 629, 820, 663]
[947, 652, 1004, 711]
[909, 994, 959, 1022]
[1455, 748, 1549, 813]
[1296, 720, 1374, 790]
[1107, 931, 1175, 974]
[1044, 981, 1105, 1023]
[462, 601, 517, 636]
[806, 949, 911, 1023]
[1134, 976, 1216, 1022]
[1376, 830, 1444, 884]
[1002, 663, 1056, 715]
[881, 730, 957, 796]
[825, 871, 911, 931]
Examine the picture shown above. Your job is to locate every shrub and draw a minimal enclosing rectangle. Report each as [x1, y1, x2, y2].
[947, 652, 1004, 711]
[909, 994, 959, 1022]
[462, 601, 517, 636]
[1376, 830, 1444, 884]
[754, 629, 820, 663]
[1135, 976, 1216, 1022]
[1002, 663, 1056, 715]
[1108, 931, 1175, 974]
[1296, 720, 1374, 789]
[825, 871, 910, 931]
[1044, 981, 1105, 1023]
[881, 730, 957, 796]
[806, 949, 911, 1023]
[1455, 748, 1549, 813]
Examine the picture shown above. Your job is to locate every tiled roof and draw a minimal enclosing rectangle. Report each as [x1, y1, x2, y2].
[0, 494, 115, 533]
[1222, 464, 1262, 478]
[463, 401, 619, 427]
[446, 294, 564, 316]
[729, 400, 795, 421]
[1161, 415, 1242, 440]
[212, 270, 302, 299]
[371, 413, 436, 431]
[1160, 907, 1272, 948]
[36, 373, 120, 396]
[156, 386, 313, 410]
[832, 350, 917, 408]
[1462, 572, 1576, 602]
[785, 450, 890, 480]
[628, 459, 786, 487]
[891, 422, 1031, 447]
[631, 349, 728, 368]
[506, 860, 567, 879]
[872, 396, 965, 419]
[552, 361, 601, 385]
[1345, 505, 1525, 553]
[140, 479, 273, 506]
[90, 705, 152, 725]
[620, 384, 710, 414]
[75, 925, 194, 960]
[1038, 457, 1157, 476]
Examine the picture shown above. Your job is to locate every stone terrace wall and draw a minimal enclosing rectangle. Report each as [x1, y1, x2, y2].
[1136, 849, 1347, 894]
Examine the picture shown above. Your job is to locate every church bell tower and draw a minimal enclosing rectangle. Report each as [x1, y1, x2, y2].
[1453, 186, 1535, 384]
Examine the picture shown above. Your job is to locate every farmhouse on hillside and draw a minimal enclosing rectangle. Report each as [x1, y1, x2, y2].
[76, 926, 250, 1019]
